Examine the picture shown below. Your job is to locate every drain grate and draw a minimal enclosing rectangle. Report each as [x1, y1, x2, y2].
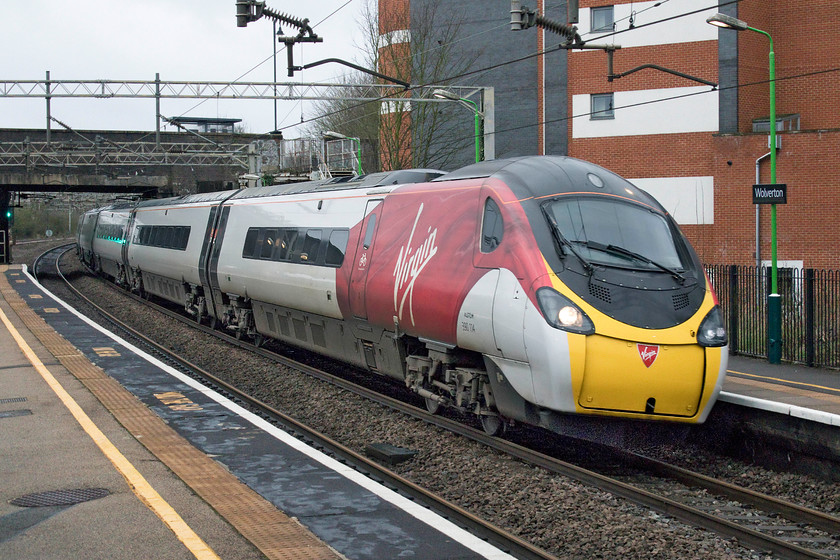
[0, 397, 27, 404]
[10, 488, 110, 508]
[0, 409, 32, 419]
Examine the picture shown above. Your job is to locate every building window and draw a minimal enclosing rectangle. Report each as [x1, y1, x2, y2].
[591, 6, 614, 32]
[591, 93, 614, 120]
[752, 113, 801, 133]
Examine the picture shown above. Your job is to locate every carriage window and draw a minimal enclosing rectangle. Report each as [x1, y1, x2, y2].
[162, 227, 175, 248]
[134, 225, 190, 250]
[261, 229, 278, 259]
[325, 229, 349, 266]
[242, 228, 259, 258]
[242, 226, 349, 267]
[275, 229, 298, 261]
[481, 197, 504, 253]
[287, 230, 306, 259]
[300, 229, 322, 262]
[150, 227, 163, 247]
[176, 226, 190, 250]
[363, 214, 377, 249]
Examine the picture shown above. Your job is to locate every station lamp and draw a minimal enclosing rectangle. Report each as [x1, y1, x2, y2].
[432, 89, 484, 163]
[707, 12, 781, 364]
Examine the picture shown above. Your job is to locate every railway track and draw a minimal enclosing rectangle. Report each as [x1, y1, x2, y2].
[34, 244, 557, 560]
[36, 243, 840, 560]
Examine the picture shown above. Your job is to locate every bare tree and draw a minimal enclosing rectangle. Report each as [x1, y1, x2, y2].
[305, 71, 382, 173]
[307, 0, 482, 172]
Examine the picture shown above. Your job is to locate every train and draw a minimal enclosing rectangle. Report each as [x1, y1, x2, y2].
[77, 156, 728, 438]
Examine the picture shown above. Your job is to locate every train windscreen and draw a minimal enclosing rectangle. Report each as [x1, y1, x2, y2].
[543, 197, 685, 273]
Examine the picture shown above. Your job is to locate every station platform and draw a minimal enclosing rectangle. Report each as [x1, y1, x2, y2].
[0, 263, 514, 560]
[721, 355, 840, 426]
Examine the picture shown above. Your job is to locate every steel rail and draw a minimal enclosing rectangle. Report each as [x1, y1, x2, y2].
[41, 245, 557, 560]
[621, 452, 840, 535]
[48, 244, 839, 560]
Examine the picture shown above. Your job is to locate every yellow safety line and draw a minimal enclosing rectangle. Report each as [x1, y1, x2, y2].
[0, 303, 220, 560]
[728, 369, 840, 395]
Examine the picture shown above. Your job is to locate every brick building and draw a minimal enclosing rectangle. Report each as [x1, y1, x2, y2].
[570, 0, 840, 270]
[380, 0, 840, 268]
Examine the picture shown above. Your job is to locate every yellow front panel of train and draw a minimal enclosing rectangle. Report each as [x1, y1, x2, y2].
[578, 335, 705, 417]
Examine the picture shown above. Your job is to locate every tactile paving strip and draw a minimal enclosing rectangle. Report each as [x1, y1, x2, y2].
[0, 268, 340, 560]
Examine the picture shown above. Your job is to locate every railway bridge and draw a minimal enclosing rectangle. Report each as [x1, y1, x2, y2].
[0, 126, 315, 264]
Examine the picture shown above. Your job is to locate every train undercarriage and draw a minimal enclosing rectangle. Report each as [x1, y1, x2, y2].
[140, 279, 511, 435]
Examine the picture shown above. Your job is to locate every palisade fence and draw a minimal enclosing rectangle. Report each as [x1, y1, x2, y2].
[705, 265, 840, 369]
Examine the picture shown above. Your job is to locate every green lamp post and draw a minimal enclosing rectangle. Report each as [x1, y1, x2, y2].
[707, 13, 781, 363]
[432, 89, 483, 163]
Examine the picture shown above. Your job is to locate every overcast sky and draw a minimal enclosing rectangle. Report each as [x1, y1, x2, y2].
[1, 0, 367, 137]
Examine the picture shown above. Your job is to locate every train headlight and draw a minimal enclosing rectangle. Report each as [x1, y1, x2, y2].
[697, 306, 728, 347]
[536, 287, 595, 335]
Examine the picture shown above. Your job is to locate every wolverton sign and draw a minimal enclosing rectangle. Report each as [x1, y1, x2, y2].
[753, 183, 787, 204]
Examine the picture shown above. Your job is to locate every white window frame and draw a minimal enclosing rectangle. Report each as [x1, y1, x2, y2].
[590, 93, 614, 120]
[591, 6, 614, 32]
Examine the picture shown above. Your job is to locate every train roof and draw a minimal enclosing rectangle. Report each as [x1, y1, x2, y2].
[436, 156, 667, 212]
[230, 168, 446, 200]
[135, 190, 239, 209]
[126, 169, 447, 209]
[432, 157, 531, 182]
[87, 157, 662, 213]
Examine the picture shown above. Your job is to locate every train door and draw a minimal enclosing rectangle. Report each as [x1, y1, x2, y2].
[474, 189, 528, 362]
[198, 203, 228, 321]
[120, 215, 131, 265]
[348, 199, 383, 319]
[121, 211, 137, 285]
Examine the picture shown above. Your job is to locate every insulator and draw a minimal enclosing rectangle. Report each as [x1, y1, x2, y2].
[262, 6, 306, 30]
[535, 14, 578, 42]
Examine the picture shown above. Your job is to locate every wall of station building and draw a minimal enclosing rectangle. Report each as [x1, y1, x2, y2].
[569, 0, 840, 269]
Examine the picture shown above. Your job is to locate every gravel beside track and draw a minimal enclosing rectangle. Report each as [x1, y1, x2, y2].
[18, 240, 839, 559]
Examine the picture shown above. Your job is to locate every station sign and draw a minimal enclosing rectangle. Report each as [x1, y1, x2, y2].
[753, 183, 787, 205]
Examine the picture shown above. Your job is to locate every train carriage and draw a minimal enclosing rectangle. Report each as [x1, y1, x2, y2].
[125, 191, 238, 316]
[76, 207, 102, 267]
[89, 202, 135, 284]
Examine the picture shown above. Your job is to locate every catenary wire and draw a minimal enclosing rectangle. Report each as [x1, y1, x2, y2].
[265, 0, 741, 136]
[174, 0, 357, 123]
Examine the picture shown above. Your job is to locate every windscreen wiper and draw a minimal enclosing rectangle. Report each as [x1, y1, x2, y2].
[541, 207, 594, 276]
[585, 241, 685, 284]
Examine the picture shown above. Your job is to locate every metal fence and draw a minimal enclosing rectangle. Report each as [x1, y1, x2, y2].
[706, 265, 840, 369]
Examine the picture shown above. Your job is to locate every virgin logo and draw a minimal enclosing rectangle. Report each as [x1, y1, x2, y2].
[393, 204, 438, 326]
[637, 344, 659, 368]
